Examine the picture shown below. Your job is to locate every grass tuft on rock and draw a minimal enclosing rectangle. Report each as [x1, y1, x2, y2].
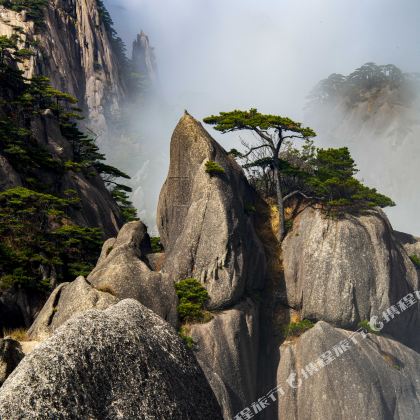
[357, 320, 380, 335]
[282, 319, 314, 338]
[205, 160, 225, 175]
[179, 325, 195, 350]
[409, 255, 420, 269]
[4, 327, 29, 341]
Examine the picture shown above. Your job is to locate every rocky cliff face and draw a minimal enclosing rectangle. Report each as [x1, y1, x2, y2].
[0, 0, 126, 142]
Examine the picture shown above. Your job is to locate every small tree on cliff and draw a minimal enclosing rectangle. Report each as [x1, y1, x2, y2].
[203, 109, 316, 241]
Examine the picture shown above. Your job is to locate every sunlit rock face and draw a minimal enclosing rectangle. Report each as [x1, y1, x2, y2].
[282, 206, 420, 351]
[157, 113, 266, 310]
[88, 221, 178, 326]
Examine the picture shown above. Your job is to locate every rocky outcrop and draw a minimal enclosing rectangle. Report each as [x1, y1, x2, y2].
[28, 276, 118, 341]
[268, 321, 420, 420]
[0, 339, 23, 387]
[157, 113, 266, 309]
[88, 221, 178, 326]
[132, 30, 158, 85]
[190, 298, 260, 419]
[0, 300, 223, 419]
[395, 230, 420, 260]
[281, 207, 420, 350]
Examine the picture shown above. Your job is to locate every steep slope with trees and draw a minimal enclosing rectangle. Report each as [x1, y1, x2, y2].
[305, 62, 420, 234]
[0, 2, 138, 330]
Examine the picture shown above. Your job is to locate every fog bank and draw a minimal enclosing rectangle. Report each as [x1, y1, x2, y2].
[104, 0, 420, 234]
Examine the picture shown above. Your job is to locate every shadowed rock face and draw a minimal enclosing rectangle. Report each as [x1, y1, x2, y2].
[190, 298, 260, 419]
[281, 207, 420, 350]
[0, 300, 223, 419]
[267, 321, 420, 420]
[157, 113, 266, 309]
[0, 339, 23, 386]
[88, 221, 178, 327]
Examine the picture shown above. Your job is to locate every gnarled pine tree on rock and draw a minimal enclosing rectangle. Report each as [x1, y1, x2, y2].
[204, 109, 316, 241]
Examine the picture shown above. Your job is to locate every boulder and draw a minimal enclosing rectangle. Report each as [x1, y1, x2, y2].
[157, 113, 266, 309]
[0, 299, 222, 420]
[0, 338, 23, 386]
[281, 207, 420, 349]
[88, 221, 178, 326]
[28, 276, 118, 341]
[190, 298, 260, 419]
[262, 321, 420, 420]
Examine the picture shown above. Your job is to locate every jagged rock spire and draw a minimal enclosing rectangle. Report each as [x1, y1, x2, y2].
[132, 30, 158, 83]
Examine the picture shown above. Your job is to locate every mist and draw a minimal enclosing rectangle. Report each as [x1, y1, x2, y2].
[104, 0, 420, 234]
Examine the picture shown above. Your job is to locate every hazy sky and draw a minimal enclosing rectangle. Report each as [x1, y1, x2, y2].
[103, 0, 420, 233]
[105, 0, 420, 120]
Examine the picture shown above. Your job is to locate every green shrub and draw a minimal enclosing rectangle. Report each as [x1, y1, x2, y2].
[308, 147, 395, 213]
[285, 219, 294, 233]
[175, 278, 209, 323]
[409, 255, 420, 269]
[282, 319, 314, 337]
[244, 203, 256, 215]
[179, 325, 195, 349]
[205, 160, 225, 175]
[357, 320, 380, 335]
[150, 237, 163, 253]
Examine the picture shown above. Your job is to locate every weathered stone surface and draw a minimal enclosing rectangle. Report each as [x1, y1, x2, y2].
[157, 113, 266, 309]
[0, 300, 223, 420]
[145, 252, 166, 271]
[282, 207, 420, 349]
[88, 221, 178, 326]
[264, 321, 420, 420]
[0, 339, 23, 386]
[190, 298, 259, 419]
[28, 276, 118, 341]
